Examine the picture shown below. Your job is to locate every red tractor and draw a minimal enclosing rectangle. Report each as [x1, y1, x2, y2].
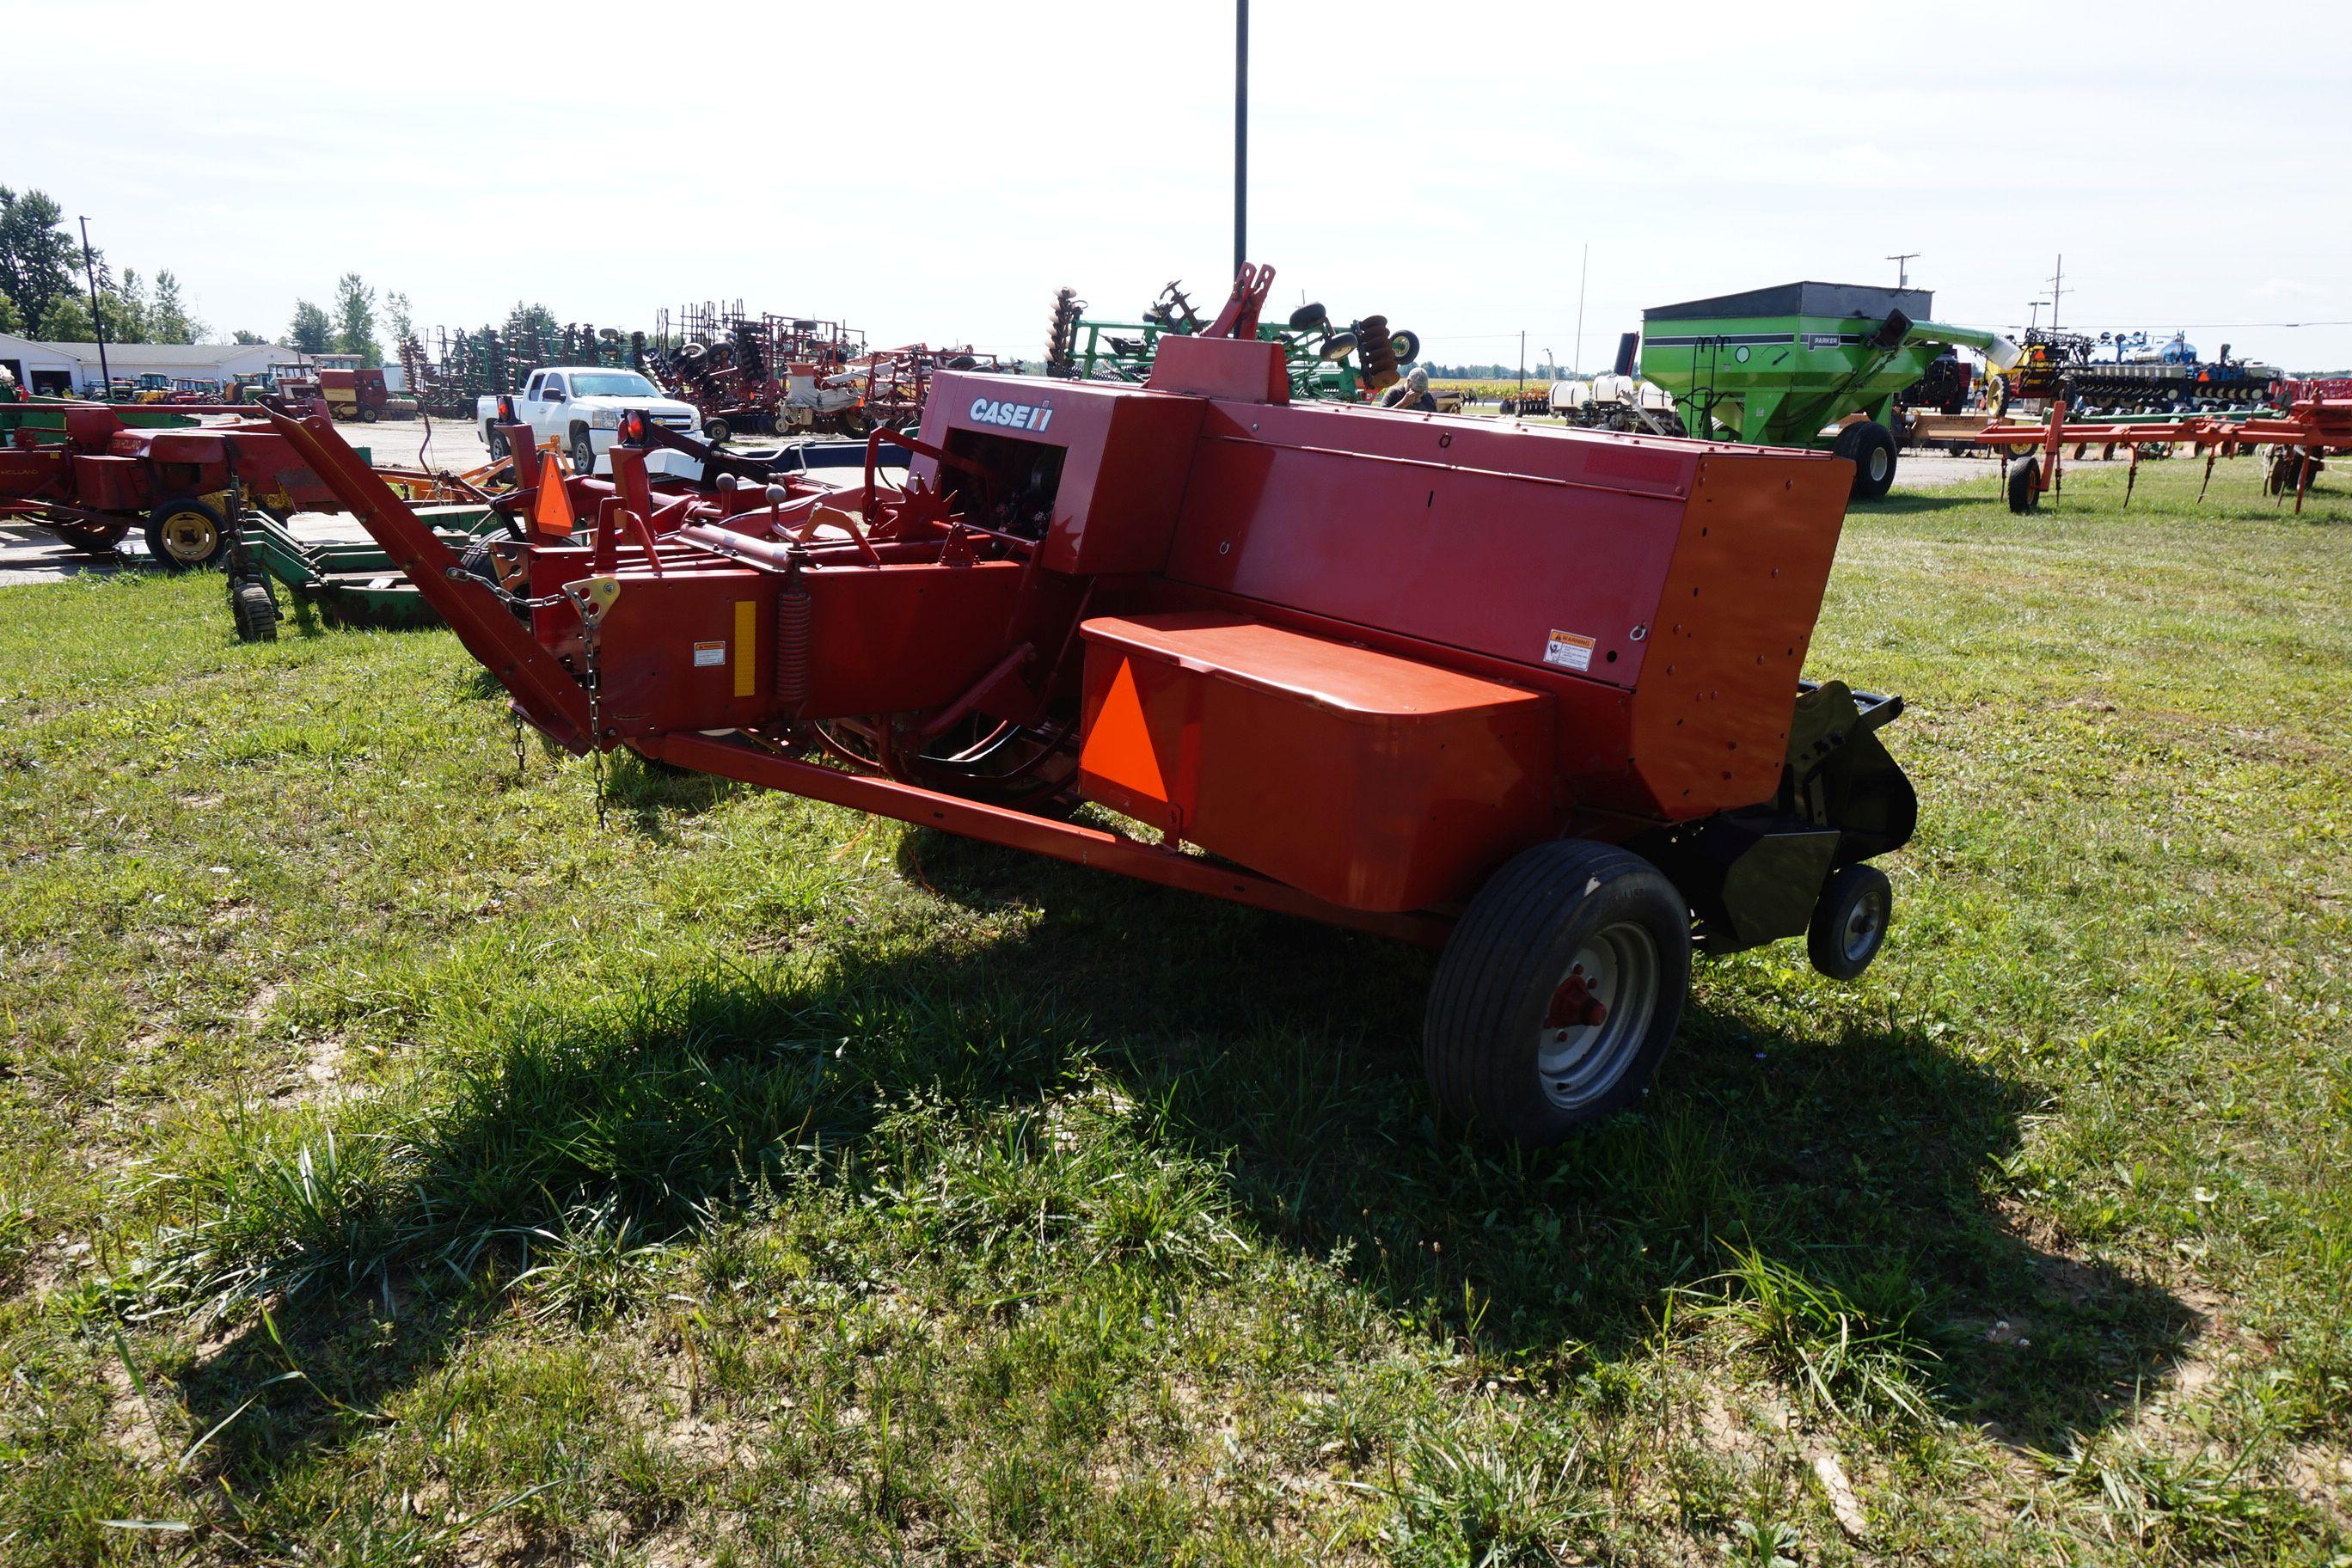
[271, 265, 1916, 1145]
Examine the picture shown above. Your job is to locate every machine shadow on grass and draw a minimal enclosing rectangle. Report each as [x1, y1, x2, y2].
[1849, 488, 1994, 516]
[170, 827, 2191, 1489]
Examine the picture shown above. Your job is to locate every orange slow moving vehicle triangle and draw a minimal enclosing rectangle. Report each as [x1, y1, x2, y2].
[1083, 658, 1170, 801]
[532, 443, 575, 536]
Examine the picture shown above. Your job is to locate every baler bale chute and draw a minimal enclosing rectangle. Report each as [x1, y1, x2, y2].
[272, 263, 1920, 1148]
[1638, 281, 2022, 500]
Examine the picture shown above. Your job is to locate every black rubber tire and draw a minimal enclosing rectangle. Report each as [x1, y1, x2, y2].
[230, 579, 279, 643]
[1390, 329, 1422, 364]
[1807, 862, 1892, 981]
[704, 417, 732, 445]
[457, 535, 503, 585]
[52, 521, 130, 555]
[486, 426, 511, 460]
[2006, 456, 2042, 513]
[571, 431, 596, 475]
[1424, 839, 1692, 1147]
[1834, 421, 1899, 501]
[360, 406, 380, 423]
[143, 496, 230, 572]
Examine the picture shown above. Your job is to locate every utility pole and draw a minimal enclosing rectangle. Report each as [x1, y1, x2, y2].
[1886, 252, 1920, 289]
[2046, 254, 2068, 332]
[1571, 242, 1589, 376]
[78, 217, 111, 394]
[1233, 0, 1248, 278]
[2028, 299, 2049, 333]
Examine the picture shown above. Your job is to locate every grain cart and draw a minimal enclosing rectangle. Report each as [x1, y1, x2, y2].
[269, 264, 1918, 1148]
[1639, 282, 2021, 500]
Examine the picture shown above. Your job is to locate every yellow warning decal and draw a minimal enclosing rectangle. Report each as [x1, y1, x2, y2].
[732, 600, 756, 696]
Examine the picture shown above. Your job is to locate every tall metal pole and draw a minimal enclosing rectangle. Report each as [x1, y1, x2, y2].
[78, 217, 111, 395]
[1886, 252, 1919, 289]
[1233, 0, 1248, 277]
[2048, 254, 2066, 332]
[1571, 242, 1589, 376]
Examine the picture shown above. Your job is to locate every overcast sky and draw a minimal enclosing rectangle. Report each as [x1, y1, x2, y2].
[11, 1, 2350, 371]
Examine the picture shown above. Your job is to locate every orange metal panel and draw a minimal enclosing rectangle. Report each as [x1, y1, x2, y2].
[1076, 611, 1553, 912]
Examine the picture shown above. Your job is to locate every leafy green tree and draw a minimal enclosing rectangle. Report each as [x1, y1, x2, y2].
[36, 295, 93, 340]
[230, 328, 266, 345]
[334, 273, 379, 365]
[288, 299, 331, 354]
[149, 269, 203, 345]
[0, 188, 77, 329]
[0, 289, 19, 334]
[104, 267, 149, 345]
[386, 290, 413, 346]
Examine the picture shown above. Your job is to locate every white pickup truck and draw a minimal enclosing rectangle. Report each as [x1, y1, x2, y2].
[477, 367, 701, 472]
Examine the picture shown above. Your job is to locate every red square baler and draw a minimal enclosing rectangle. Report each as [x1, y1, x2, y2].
[274, 266, 1914, 1146]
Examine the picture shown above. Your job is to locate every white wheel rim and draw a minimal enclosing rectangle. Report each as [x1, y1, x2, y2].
[1535, 922, 1659, 1112]
[1841, 886, 1887, 965]
[1868, 446, 1891, 483]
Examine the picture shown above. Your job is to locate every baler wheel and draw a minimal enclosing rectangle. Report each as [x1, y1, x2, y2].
[1806, 862, 1891, 981]
[52, 521, 130, 555]
[2005, 456, 2041, 513]
[144, 497, 230, 572]
[1424, 839, 1690, 1146]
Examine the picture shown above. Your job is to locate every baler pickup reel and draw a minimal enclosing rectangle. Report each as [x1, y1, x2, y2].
[267, 264, 1920, 1148]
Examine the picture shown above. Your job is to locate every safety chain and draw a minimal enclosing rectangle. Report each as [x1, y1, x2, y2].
[583, 628, 608, 830]
[511, 709, 528, 781]
[442, 564, 567, 611]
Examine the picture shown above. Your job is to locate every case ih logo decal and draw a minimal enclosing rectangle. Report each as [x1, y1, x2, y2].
[969, 396, 1054, 433]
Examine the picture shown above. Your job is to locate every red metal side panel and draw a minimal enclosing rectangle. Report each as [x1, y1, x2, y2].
[581, 566, 778, 735]
[916, 371, 1207, 578]
[1076, 611, 1553, 913]
[69, 454, 149, 511]
[1161, 408, 1688, 687]
[799, 560, 1031, 720]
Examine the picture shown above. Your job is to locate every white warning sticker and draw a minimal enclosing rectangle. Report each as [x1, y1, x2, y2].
[692, 640, 726, 668]
[1542, 629, 1596, 671]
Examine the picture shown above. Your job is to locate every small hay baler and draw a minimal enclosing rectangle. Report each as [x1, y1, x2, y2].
[274, 266, 1917, 1146]
[0, 404, 496, 571]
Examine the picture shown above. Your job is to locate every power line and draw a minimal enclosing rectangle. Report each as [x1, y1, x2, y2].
[1987, 319, 2351, 331]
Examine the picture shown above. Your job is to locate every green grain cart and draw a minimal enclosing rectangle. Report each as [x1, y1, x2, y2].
[1638, 282, 2018, 500]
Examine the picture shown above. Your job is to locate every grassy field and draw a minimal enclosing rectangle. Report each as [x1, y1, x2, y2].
[1, 458, 2348, 1565]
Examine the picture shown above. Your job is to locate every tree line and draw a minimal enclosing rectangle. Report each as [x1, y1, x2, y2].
[2, 183, 397, 364]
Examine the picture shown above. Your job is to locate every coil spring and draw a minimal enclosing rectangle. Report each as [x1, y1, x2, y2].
[775, 578, 812, 713]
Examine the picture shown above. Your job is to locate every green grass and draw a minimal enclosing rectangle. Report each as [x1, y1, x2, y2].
[1, 457, 2348, 1564]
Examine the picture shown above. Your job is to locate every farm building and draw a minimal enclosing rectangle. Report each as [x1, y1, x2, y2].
[0, 334, 298, 396]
